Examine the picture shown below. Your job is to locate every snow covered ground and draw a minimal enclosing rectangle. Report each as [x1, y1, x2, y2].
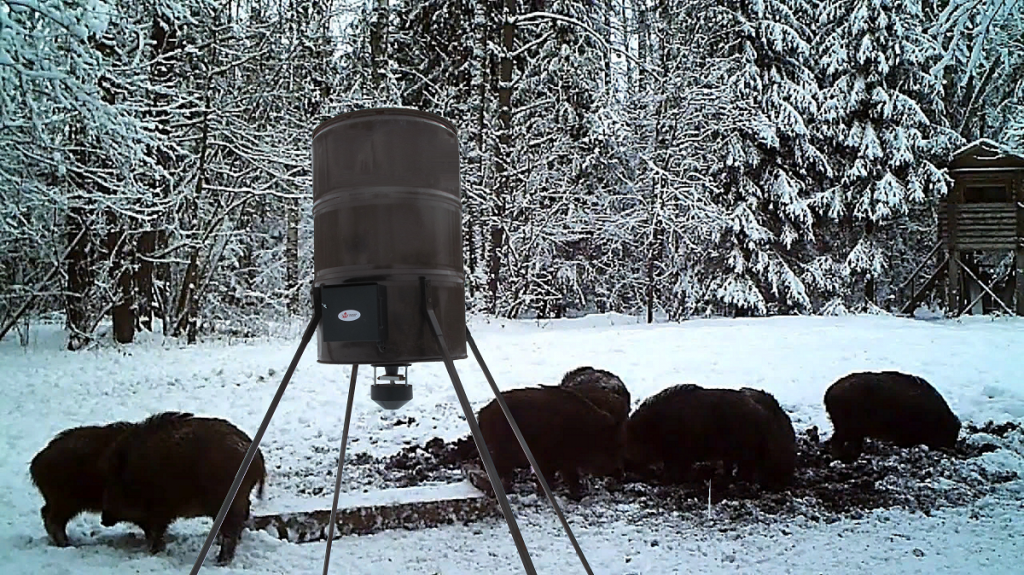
[1, 312, 1022, 574]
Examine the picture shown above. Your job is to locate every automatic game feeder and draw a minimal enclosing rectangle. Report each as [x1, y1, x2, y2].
[188, 109, 596, 575]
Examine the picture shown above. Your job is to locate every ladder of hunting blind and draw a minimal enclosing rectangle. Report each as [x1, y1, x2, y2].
[898, 241, 949, 316]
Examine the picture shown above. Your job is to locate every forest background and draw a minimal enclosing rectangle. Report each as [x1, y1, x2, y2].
[2, 0, 1022, 349]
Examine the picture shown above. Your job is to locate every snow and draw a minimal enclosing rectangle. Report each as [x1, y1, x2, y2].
[2, 312, 1023, 574]
[950, 137, 1021, 160]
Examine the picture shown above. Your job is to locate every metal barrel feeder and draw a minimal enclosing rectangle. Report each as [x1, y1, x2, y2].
[188, 109, 596, 575]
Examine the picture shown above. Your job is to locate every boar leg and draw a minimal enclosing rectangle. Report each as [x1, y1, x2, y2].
[734, 452, 758, 484]
[143, 519, 169, 554]
[830, 432, 862, 463]
[560, 467, 586, 501]
[662, 459, 692, 484]
[215, 507, 247, 565]
[529, 457, 559, 494]
[41, 504, 71, 547]
[490, 448, 519, 494]
[845, 436, 864, 461]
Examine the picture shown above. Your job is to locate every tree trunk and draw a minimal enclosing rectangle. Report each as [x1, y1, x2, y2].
[286, 198, 300, 313]
[154, 229, 171, 330]
[864, 219, 876, 305]
[64, 211, 92, 350]
[603, 6, 611, 85]
[173, 250, 200, 344]
[637, 1, 649, 86]
[646, 215, 665, 324]
[106, 227, 136, 344]
[467, 0, 491, 301]
[135, 230, 156, 331]
[646, 256, 655, 324]
[146, 16, 179, 334]
[370, 0, 390, 87]
[171, 79, 212, 344]
[489, 0, 516, 315]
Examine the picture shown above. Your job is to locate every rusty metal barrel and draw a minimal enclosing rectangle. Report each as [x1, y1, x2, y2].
[311, 108, 467, 365]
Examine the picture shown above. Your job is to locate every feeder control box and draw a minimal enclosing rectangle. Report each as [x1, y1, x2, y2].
[320, 283, 388, 343]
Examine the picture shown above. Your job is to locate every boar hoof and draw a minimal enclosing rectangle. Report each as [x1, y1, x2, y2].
[565, 487, 586, 502]
[215, 545, 236, 566]
[42, 513, 69, 547]
[45, 525, 69, 547]
[830, 443, 860, 464]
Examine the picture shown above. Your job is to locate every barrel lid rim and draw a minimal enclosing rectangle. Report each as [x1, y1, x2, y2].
[312, 108, 457, 139]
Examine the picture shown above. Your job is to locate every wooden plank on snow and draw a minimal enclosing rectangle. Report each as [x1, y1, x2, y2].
[247, 480, 499, 543]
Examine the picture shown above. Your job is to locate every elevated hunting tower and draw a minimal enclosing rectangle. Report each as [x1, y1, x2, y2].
[940, 140, 1024, 316]
[901, 139, 1024, 316]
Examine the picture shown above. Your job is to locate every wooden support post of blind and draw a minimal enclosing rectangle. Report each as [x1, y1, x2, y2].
[947, 189, 961, 315]
[1016, 180, 1024, 315]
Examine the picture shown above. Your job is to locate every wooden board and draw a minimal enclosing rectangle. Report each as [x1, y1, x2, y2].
[937, 201, 1018, 249]
[247, 480, 499, 543]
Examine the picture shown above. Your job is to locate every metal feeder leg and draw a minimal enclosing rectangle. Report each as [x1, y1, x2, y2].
[467, 329, 595, 575]
[422, 285, 537, 574]
[188, 296, 322, 574]
[322, 364, 359, 575]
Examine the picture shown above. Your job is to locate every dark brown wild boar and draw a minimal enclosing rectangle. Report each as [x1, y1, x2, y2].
[559, 366, 632, 424]
[477, 386, 626, 500]
[100, 412, 266, 565]
[739, 387, 797, 489]
[824, 370, 961, 463]
[625, 384, 770, 484]
[28, 416, 184, 546]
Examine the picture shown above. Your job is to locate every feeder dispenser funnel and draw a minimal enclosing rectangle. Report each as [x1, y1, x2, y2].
[371, 364, 412, 410]
[312, 107, 468, 373]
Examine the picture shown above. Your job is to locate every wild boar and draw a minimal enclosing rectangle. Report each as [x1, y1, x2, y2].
[824, 370, 961, 462]
[100, 412, 266, 565]
[559, 366, 632, 424]
[740, 387, 797, 489]
[28, 416, 175, 546]
[626, 384, 769, 484]
[476, 386, 626, 500]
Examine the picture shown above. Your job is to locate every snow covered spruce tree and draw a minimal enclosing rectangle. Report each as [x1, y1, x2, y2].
[694, 0, 832, 316]
[813, 0, 963, 310]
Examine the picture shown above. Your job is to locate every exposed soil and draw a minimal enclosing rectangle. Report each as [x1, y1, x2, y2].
[286, 420, 1023, 524]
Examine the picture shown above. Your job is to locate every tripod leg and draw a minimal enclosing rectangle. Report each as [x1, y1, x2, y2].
[467, 330, 595, 575]
[322, 364, 359, 575]
[423, 312, 537, 575]
[188, 307, 322, 574]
